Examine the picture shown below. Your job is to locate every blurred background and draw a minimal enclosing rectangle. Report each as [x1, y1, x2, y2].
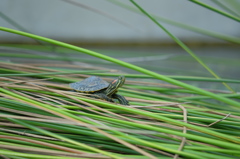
[1, 0, 240, 42]
[0, 0, 240, 89]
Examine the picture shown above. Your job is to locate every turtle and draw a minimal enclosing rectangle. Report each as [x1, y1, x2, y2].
[69, 75, 129, 105]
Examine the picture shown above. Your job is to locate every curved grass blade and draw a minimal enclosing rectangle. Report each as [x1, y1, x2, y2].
[189, 0, 240, 22]
[0, 11, 52, 46]
[0, 27, 240, 108]
[129, 0, 235, 93]
[211, 0, 240, 16]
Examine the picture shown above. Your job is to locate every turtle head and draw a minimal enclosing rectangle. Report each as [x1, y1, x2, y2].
[105, 75, 125, 96]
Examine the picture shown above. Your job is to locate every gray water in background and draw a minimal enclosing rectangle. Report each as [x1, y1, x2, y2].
[1, 45, 239, 91]
[91, 45, 240, 77]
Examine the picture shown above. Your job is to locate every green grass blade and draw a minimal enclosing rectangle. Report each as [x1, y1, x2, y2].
[189, 0, 240, 22]
[211, 0, 240, 16]
[0, 149, 91, 159]
[129, 0, 235, 93]
[0, 11, 51, 46]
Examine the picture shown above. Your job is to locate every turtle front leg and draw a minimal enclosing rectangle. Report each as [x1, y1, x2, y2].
[94, 93, 114, 103]
[112, 94, 129, 105]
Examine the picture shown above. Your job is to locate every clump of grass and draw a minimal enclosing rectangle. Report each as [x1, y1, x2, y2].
[0, 57, 240, 159]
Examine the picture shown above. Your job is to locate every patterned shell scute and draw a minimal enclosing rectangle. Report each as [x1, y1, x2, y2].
[69, 76, 109, 92]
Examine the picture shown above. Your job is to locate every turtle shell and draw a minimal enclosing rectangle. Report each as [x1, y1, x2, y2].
[69, 76, 109, 93]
